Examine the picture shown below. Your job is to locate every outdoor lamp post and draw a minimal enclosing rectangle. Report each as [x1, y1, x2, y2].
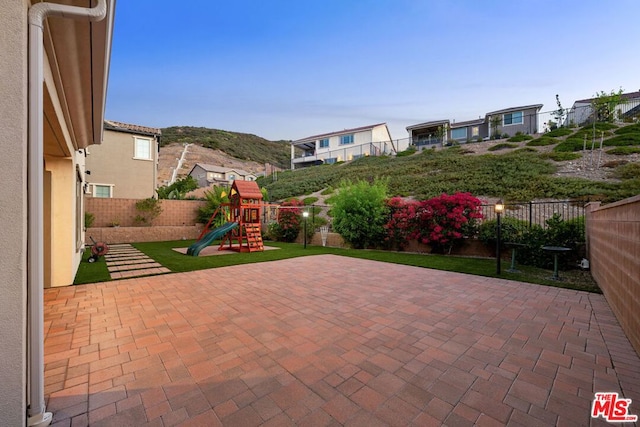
[495, 200, 504, 275]
[303, 211, 309, 249]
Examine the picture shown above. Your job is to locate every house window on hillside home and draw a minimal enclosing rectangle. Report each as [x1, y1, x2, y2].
[471, 126, 479, 137]
[93, 184, 112, 198]
[340, 134, 354, 145]
[319, 138, 329, 148]
[503, 111, 523, 126]
[325, 157, 337, 165]
[228, 174, 236, 181]
[451, 128, 467, 140]
[134, 137, 152, 160]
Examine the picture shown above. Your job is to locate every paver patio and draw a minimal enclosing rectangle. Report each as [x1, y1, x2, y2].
[44, 255, 640, 426]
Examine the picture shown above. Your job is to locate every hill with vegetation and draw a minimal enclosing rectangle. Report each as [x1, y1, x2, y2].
[161, 126, 291, 169]
[257, 122, 640, 203]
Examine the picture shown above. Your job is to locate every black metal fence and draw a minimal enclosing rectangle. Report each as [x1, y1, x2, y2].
[480, 200, 586, 233]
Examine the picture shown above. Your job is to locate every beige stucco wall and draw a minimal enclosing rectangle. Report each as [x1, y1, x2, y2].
[85, 128, 158, 199]
[0, 2, 28, 425]
[44, 156, 82, 287]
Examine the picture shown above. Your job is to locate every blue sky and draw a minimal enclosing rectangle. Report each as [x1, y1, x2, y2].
[105, 1, 640, 142]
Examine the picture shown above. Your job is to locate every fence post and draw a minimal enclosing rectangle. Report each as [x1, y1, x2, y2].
[529, 201, 533, 228]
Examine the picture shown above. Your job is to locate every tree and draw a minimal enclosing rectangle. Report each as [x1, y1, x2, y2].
[331, 179, 389, 249]
[157, 176, 198, 199]
[197, 186, 230, 225]
[551, 94, 565, 128]
[490, 115, 501, 139]
[591, 88, 625, 122]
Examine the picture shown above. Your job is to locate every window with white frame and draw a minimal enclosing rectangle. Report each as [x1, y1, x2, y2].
[325, 157, 337, 164]
[134, 137, 152, 160]
[93, 184, 113, 198]
[339, 134, 354, 145]
[503, 111, 523, 126]
[451, 128, 467, 140]
[319, 138, 329, 148]
[228, 174, 236, 181]
[471, 126, 479, 137]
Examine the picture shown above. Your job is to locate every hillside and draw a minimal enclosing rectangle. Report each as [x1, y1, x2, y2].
[258, 122, 640, 203]
[161, 126, 291, 168]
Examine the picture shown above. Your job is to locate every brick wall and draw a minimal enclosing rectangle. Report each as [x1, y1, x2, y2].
[586, 195, 640, 356]
[85, 197, 206, 227]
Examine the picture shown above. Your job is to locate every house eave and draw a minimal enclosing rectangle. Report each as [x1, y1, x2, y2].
[43, 0, 116, 150]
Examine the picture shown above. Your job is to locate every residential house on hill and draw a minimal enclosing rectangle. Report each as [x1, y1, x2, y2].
[188, 163, 257, 187]
[0, 1, 116, 425]
[485, 104, 543, 138]
[407, 104, 543, 150]
[290, 123, 393, 169]
[84, 120, 161, 199]
[565, 91, 640, 126]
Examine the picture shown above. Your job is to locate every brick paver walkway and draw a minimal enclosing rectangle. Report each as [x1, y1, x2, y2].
[44, 255, 640, 426]
[105, 244, 170, 279]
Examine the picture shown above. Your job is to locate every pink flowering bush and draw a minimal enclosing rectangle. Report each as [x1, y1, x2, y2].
[384, 192, 483, 253]
[269, 199, 303, 242]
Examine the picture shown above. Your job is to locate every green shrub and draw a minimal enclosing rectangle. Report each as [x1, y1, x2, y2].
[603, 134, 640, 146]
[478, 217, 530, 247]
[303, 196, 319, 205]
[614, 123, 640, 135]
[613, 163, 640, 179]
[331, 179, 389, 249]
[320, 187, 334, 196]
[507, 134, 533, 142]
[134, 198, 163, 226]
[270, 200, 303, 242]
[84, 212, 95, 229]
[488, 143, 518, 151]
[526, 137, 557, 146]
[156, 176, 198, 199]
[607, 146, 640, 155]
[396, 146, 417, 157]
[540, 152, 582, 161]
[553, 137, 586, 152]
[545, 127, 574, 137]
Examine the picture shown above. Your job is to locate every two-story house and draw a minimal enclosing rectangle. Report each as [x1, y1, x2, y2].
[290, 123, 394, 169]
[188, 163, 257, 187]
[84, 120, 161, 199]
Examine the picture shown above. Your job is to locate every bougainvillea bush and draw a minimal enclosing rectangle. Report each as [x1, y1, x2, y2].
[384, 192, 483, 253]
[269, 199, 303, 242]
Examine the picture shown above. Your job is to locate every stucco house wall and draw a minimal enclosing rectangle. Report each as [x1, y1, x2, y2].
[0, 2, 29, 424]
[0, 1, 115, 424]
[85, 125, 160, 199]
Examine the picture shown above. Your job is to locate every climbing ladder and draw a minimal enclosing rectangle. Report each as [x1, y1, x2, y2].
[244, 224, 264, 252]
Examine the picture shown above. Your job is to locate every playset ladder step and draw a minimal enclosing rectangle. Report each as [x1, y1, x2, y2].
[244, 224, 264, 252]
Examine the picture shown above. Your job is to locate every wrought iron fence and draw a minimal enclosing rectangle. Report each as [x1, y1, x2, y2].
[480, 200, 586, 233]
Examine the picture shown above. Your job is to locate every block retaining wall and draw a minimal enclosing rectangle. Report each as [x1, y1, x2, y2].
[86, 225, 205, 245]
[85, 197, 206, 227]
[586, 195, 640, 356]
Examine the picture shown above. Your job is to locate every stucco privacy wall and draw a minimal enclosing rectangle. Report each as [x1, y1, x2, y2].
[586, 195, 640, 356]
[85, 197, 206, 227]
[0, 2, 28, 425]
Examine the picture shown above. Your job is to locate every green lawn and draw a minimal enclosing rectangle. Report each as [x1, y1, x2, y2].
[74, 239, 600, 293]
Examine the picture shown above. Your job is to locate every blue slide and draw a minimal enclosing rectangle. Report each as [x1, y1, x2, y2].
[186, 222, 238, 256]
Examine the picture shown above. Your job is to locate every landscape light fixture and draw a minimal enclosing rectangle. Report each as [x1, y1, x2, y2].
[495, 201, 504, 274]
[303, 211, 309, 249]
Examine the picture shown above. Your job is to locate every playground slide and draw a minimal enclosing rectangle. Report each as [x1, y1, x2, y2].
[186, 222, 238, 256]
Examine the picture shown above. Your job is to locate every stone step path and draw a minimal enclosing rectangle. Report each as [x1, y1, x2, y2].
[105, 244, 170, 279]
